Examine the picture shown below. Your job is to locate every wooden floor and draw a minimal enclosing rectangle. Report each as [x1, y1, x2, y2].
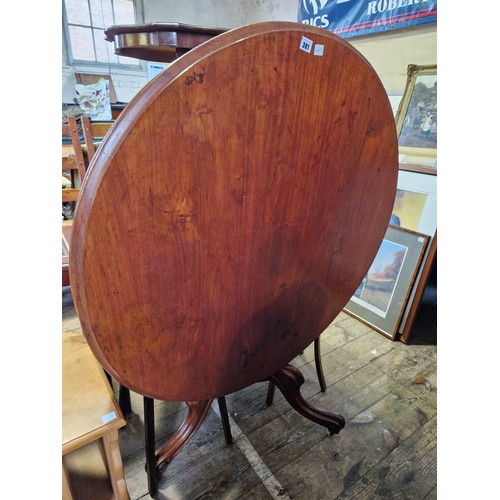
[62, 284, 437, 500]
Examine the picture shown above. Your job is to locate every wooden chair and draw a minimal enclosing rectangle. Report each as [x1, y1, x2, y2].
[62, 116, 114, 285]
[62, 116, 114, 194]
[62, 116, 87, 285]
[62, 116, 87, 214]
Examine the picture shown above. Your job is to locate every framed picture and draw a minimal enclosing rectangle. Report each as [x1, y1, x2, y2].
[343, 226, 429, 340]
[388, 170, 437, 341]
[391, 170, 437, 237]
[395, 64, 437, 174]
[398, 231, 437, 343]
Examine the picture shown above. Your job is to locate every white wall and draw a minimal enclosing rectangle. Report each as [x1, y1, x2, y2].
[62, 0, 436, 104]
[145, 0, 261, 27]
[349, 24, 437, 96]
[144, 0, 298, 26]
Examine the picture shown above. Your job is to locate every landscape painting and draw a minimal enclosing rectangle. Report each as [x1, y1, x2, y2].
[351, 239, 407, 318]
[344, 226, 429, 339]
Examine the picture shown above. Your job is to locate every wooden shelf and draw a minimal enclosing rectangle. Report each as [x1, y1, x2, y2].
[63, 440, 115, 500]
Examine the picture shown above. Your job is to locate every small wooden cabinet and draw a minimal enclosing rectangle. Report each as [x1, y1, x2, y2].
[62, 333, 129, 499]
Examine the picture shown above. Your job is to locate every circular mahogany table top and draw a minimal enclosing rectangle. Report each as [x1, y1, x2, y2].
[71, 22, 398, 401]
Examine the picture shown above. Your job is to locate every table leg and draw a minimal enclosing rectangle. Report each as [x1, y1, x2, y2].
[314, 337, 327, 392]
[267, 364, 344, 435]
[266, 381, 276, 405]
[217, 396, 233, 445]
[155, 399, 213, 467]
[144, 398, 212, 496]
[119, 385, 132, 415]
[62, 462, 74, 500]
[144, 396, 157, 496]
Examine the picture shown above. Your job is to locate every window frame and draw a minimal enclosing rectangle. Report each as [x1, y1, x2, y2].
[62, 0, 145, 73]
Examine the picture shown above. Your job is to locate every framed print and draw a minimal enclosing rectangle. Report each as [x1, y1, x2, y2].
[398, 232, 437, 343]
[390, 170, 437, 341]
[391, 170, 437, 236]
[395, 64, 437, 174]
[344, 226, 429, 340]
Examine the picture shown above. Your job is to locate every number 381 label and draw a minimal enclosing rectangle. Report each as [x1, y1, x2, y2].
[299, 36, 313, 54]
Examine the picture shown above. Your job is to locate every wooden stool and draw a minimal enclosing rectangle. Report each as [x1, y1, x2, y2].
[62, 333, 129, 499]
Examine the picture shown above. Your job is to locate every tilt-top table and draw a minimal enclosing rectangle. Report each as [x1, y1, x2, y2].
[71, 21, 398, 495]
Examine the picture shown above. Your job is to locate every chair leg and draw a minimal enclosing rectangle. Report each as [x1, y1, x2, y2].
[144, 396, 158, 497]
[217, 397, 233, 445]
[314, 337, 327, 392]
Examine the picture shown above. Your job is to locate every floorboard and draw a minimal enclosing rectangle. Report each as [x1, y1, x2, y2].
[62, 285, 437, 499]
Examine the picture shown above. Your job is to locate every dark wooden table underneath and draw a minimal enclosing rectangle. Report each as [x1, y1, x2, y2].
[105, 22, 227, 63]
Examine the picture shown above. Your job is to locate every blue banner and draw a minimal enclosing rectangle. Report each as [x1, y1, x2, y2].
[298, 0, 437, 39]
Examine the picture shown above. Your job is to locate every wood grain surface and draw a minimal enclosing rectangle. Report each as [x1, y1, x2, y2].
[70, 22, 398, 401]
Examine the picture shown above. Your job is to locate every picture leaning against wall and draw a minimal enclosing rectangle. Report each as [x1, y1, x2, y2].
[344, 225, 429, 339]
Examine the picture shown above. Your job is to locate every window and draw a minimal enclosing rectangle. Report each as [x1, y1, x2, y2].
[63, 0, 142, 68]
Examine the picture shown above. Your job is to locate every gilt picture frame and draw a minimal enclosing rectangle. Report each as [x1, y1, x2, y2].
[344, 225, 429, 339]
[395, 64, 437, 174]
